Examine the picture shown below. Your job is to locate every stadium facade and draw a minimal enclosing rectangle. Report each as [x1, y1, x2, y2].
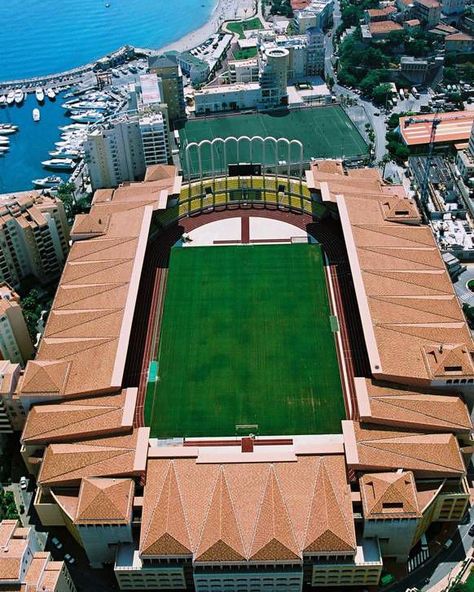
[4, 159, 474, 591]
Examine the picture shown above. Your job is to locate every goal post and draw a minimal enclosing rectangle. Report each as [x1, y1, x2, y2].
[235, 424, 259, 437]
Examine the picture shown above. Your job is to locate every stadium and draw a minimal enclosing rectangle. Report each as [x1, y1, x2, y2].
[14, 147, 474, 591]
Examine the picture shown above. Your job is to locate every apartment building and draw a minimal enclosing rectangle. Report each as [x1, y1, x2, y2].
[139, 112, 169, 167]
[195, 30, 325, 114]
[85, 114, 170, 190]
[0, 519, 76, 592]
[0, 194, 69, 291]
[0, 360, 21, 433]
[445, 32, 474, 52]
[293, 0, 334, 33]
[414, 0, 442, 26]
[148, 55, 186, 122]
[0, 283, 34, 366]
[441, 0, 465, 15]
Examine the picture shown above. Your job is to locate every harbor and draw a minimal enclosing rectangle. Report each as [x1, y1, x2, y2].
[0, 82, 127, 194]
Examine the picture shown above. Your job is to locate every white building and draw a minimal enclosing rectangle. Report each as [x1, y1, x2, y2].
[0, 283, 33, 366]
[294, 0, 334, 33]
[139, 112, 169, 167]
[85, 119, 146, 190]
[194, 83, 262, 114]
[228, 58, 260, 84]
[0, 194, 69, 290]
[86, 76, 170, 190]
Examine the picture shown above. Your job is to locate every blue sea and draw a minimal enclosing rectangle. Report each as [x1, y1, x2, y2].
[0, 0, 214, 193]
[0, 0, 214, 82]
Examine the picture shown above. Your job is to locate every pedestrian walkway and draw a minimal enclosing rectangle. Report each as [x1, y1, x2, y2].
[409, 548, 430, 573]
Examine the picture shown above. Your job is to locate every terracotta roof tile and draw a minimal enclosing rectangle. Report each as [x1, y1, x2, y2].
[38, 428, 148, 486]
[195, 470, 246, 562]
[357, 379, 472, 433]
[360, 471, 421, 519]
[22, 389, 135, 444]
[74, 478, 134, 524]
[344, 421, 466, 476]
[140, 455, 354, 562]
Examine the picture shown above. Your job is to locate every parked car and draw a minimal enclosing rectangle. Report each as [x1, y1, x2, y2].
[468, 524, 474, 536]
[19, 476, 27, 490]
[64, 553, 75, 564]
[444, 538, 453, 549]
[51, 537, 63, 549]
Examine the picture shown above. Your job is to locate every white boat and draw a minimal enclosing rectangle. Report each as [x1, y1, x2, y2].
[59, 123, 88, 132]
[33, 175, 63, 188]
[41, 158, 76, 171]
[62, 101, 109, 112]
[46, 88, 56, 100]
[0, 96, 5, 107]
[49, 148, 82, 159]
[14, 89, 24, 104]
[69, 111, 104, 123]
[0, 124, 18, 134]
[35, 87, 45, 103]
[6, 91, 14, 105]
[0, 138, 10, 145]
[32, 108, 40, 122]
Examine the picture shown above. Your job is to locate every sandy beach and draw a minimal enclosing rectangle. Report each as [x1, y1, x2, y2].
[159, 0, 257, 53]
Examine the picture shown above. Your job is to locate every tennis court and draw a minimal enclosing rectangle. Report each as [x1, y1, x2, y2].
[145, 243, 345, 438]
[178, 105, 368, 176]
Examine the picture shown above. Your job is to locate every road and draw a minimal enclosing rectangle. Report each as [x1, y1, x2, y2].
[388, 503, 474, 592]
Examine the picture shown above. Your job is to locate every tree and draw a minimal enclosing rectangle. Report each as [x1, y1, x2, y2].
[338, 68, 358, 87]
[56, 182, 89, 219]
[373, 83, 393, 104]
[21, 289, 43, 340]
[359, 71, 382, 96]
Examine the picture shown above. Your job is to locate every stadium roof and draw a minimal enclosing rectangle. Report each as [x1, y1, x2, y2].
[399, 111, 474, 147]
[355, 378, 472, 432]
[359, 471, 421, 520]
[336, 190, 474, 385]
[22, 388, 137, 444]
[140, 451, 356, 560]
[37, 428, 149, 486]
[74, 478, 134, 525]
[343, 421, 466, 476]
[19, 168, 181, 402]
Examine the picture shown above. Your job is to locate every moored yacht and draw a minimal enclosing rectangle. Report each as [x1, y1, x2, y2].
[0, 124, 18, 134]
[32, 108, 40, 122]
[14, 89, 24, 104]
[6, 91, 14, 105]
[33, 175, 63, 188]
[41, 158, 76, 171]
[46, 88, 56, 100]
[0, 96, 5, 107]
[69, 110, 104, 123]
[35, 87, 45, 103]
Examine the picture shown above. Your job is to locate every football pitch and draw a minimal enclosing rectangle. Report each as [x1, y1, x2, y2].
[145, 243, 345, 438]
[178, 106, 368, 176]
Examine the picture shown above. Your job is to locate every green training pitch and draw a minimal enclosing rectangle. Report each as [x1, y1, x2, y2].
[145, 243, 345, 438]
[178, 106, 368, 176]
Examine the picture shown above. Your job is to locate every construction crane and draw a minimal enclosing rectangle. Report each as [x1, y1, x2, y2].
[403, 114, 441, 208]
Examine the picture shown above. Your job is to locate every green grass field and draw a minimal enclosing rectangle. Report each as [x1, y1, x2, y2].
[226, 17, 263, 38]
[178, 106, 368, 176]
[145, 243, 345, 438]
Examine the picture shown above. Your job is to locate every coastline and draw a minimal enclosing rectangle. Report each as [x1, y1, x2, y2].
[148, 0, 255, 53]
[0, 0, 256, 89]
